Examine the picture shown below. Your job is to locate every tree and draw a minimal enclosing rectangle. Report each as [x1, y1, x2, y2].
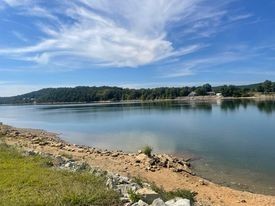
[257, 85, 264, 93]
[262, 80, 272, 93]
[195, 87, 207, 96]
[272, 83, 275, 92]
[202, 84, 212, 92]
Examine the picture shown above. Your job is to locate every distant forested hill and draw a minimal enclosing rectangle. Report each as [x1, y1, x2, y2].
[0, 81, 274, 104]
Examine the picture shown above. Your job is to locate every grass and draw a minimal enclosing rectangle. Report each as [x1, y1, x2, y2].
[0, 138, 120, 206]
[132, 176, 144, 187]
[127, 189, 142, 203]
[141, 145, 153, 157]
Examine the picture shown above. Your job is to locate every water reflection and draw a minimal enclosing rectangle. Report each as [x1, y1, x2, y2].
[38, 99, 275, 114]
[220, 99, 275, 114]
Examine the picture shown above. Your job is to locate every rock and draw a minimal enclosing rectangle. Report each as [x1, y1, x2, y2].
[136, 188, 160, 204]
[25, 150, 37, 156]
[111, 153, 119, 157]
[151, 198, 166, 206]
[136, 154, 148, 162]
[131, 200, 149, 206]
[52, 156, 66, 166]
[199, 179, 208, 186]
[120, 197, 130, 203]
[64, 162, 74, 168]
[39, 141, 48, 146]
[118, 176, 130, 184]
[149, 159, 157, 166]
[162, 154, 174, 162]
[77, 149, 84, 153]
[165, 197, 191, 206]
[116, 184, 136, 197]
[172, 164, 192, 174]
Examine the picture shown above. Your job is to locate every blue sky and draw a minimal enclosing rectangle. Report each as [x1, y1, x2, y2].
[0, 0, 275, 96]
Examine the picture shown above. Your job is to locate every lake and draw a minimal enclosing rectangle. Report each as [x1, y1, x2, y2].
[0, 99, 275, 194]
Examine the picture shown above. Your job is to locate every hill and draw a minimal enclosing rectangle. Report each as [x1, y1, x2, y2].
[0, 81, 274, 104]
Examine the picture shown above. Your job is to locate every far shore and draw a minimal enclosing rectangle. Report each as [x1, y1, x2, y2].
[0, 94, 274, 106]
[1, 123, 275, 206]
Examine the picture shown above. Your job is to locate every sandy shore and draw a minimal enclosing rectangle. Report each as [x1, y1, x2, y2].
[1, 124, 275, 206]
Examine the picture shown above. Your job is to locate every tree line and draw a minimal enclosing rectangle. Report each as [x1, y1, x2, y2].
[0, 81, 274, 104]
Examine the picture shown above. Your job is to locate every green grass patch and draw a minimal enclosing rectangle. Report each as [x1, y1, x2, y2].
[0, 143, 120, 206]
[127, 189, 142, 203]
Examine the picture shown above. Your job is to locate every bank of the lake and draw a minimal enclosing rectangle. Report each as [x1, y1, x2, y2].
[0, 99, 275, 197]
[1, 123, 275, 206]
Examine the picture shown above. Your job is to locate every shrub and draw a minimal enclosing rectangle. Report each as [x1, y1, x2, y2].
[142, 145, 153, 157]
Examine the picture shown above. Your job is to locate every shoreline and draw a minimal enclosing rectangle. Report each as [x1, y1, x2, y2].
[1, 123, 275, 205]
[0, 94, 274, 106]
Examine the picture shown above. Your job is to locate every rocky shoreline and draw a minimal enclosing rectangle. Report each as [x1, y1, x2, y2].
[1, 123, 275, 206]
[0, 124, 193, 175]
[0, 123, 195, 206]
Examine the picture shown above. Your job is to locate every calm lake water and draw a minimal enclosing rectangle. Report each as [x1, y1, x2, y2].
[0, 99, 275, 194]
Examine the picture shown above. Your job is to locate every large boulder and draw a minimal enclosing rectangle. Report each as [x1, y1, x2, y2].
[165, 197, 191, 206]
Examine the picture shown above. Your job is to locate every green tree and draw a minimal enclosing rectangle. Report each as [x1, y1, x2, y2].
[195, 87, 207, 96]
[262, 80, 272, 93]
[202, 84, 212, 92]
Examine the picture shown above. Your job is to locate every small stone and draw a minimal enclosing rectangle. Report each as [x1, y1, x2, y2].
[111, 153, 119, 157]
[199, 179, 208, 186]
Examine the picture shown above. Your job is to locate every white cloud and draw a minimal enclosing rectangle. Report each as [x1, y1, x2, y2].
[2, 0, 32, 7]
[160, 51, 248, 78]
[228, 13, 253, 21]
[0, 0, 235, 68]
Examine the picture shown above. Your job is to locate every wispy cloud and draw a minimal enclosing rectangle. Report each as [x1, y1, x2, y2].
[160, 51, 246, 78]
[12, 31, 28, 42]
[228, 13, 253, 21]
[0, 0, 237, 68]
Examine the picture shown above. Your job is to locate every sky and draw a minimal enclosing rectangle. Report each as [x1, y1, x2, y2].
[0, 0, 275, 96]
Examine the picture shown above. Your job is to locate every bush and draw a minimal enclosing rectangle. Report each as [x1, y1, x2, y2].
[142, 145, 153, 157]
